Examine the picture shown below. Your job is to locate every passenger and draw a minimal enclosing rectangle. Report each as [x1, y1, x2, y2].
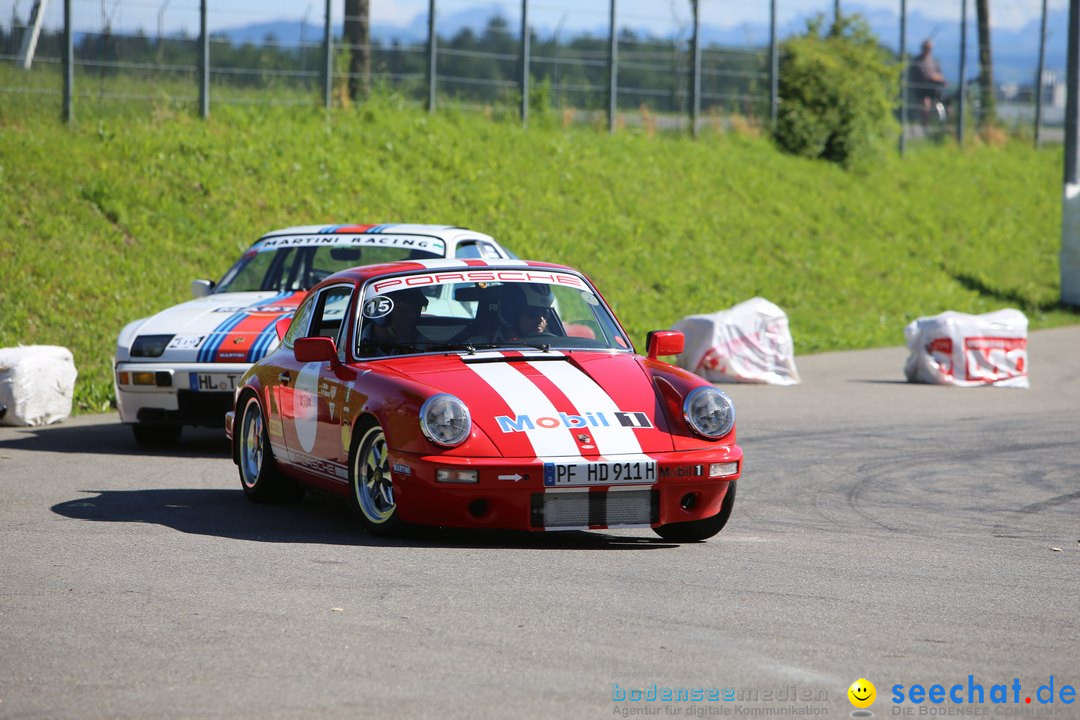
[362, 288, 429, 354]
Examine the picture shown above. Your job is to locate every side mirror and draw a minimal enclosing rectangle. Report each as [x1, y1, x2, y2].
[191, 279, 215, 298]
[294, 336, 339, 366]
[646, 330, 684, 360]
[275, 316, 293, 340]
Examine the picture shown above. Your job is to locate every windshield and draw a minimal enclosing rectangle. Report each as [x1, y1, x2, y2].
[355, 269, 632, 358]
[215, 235, 445, 293]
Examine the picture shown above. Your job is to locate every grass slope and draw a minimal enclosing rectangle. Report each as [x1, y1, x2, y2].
[1, 93, 1076, 413]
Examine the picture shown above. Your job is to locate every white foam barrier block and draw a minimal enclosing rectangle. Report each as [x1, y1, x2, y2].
[0, 345, 79, 426]
[673, 297, 800, 385]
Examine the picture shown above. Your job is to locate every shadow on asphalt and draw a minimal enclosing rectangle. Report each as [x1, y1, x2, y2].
[50, 488, 681, 550]
[0, 421, 229, 458]
[848, 379, 911, 385]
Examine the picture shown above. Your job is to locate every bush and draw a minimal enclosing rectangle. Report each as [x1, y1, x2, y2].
[772, 14, 898, 170]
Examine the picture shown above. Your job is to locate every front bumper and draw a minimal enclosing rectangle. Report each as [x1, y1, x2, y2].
[389, 445, 743, 531]
[115, 361, 249, 427]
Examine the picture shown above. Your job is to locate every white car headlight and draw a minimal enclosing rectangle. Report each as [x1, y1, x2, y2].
[683, 386, 735, 439]
[419, 394, 472, 447]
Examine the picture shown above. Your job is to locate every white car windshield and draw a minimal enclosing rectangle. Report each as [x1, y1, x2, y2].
[216, 237, 443, 293]
[355, 269, 632, 357]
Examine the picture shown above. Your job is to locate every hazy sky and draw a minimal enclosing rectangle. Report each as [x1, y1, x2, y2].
[251, 0, 1065, 32]
[309, 0, 1065, 31]
[13, 0, 1067, 35]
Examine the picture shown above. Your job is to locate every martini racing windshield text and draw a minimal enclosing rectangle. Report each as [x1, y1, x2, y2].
[257, 235, 445, 252]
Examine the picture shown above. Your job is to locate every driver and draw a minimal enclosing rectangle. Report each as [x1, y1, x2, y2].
[494, 283, 555, 340]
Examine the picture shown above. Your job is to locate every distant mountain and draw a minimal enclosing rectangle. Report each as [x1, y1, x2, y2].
[215, 3, 1066, 87]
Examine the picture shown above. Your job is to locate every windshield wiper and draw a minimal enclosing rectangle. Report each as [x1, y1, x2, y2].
[360, 340, 557, 357]
[450, 341, 553, 354]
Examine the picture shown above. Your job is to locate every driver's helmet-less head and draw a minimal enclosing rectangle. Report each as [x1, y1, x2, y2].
[499, 283, 555, 325]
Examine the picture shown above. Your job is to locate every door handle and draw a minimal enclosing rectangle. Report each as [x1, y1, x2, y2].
[278, 372, 291, 385]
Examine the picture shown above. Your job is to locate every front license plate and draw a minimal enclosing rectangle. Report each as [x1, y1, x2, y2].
[543, 459, 657, 487]
[190, 372, 240, 392]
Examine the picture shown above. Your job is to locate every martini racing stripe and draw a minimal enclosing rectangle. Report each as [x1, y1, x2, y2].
[465, 360, 581, 458]
[245, 319, 282, 362]
[197, 293, 292, 363]
[215, 313, 278, 362]
[212, 292, 296, 363]
[197, 312, 247, 363]
[319, 224, 376, 234]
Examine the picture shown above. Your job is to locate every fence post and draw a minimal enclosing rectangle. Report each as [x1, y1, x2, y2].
[1035, 0, 1048, 146]
[1066, 0, 1080, 185]
[427, 0, 437, 112]
[769, 0, 778, 127]
[899, 0, 907, 155]
[323, 0, 332, 109]
[690, 0, 700, 137]
[957, 0, 967, 144]
[608, 0, 617, 133]
[199, 0, 209, 118]
[520, 0, 529, 126]
[63, 0, 73, 124]
[1062, 0, 1080, 305]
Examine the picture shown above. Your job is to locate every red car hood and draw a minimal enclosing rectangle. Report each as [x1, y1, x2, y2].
[397, 350, 674, 457]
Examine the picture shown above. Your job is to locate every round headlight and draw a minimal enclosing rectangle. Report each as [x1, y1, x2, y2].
[419, 394, 472, 447]
[683, 386, 735, 439]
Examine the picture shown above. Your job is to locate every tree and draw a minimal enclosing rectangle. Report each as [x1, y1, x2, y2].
[344, 0, 370, 100]
[975, 0, 996, 125]
[772, 14, 897, 170]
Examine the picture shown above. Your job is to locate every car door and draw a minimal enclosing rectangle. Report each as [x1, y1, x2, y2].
[264, 291, 317, 468]
[278, 283, 355, 491]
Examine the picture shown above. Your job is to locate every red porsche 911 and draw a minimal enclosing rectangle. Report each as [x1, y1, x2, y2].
[224, 259, 742, 540]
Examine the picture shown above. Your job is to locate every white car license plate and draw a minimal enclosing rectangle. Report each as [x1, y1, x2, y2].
[190, 372, 241, 392]
[543, 459, 657, 487]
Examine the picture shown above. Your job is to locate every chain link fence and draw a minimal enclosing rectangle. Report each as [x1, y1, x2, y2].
[0, 0, 1066, 145]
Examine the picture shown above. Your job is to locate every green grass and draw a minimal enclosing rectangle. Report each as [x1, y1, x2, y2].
[1, 77, 1077, 414]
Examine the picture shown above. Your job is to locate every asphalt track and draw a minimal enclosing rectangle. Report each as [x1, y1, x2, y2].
[1, 327, 1078, 720]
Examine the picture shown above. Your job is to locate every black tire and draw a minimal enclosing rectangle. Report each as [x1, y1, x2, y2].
[237, 395, 304, 504]
[349, 423, 409, 536]
[654, 482, 737, 542]
[132, 423, 181, 446]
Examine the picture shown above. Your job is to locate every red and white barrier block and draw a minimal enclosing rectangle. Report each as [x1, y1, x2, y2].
[903, 309, 1029, 388]
[673, 297, 800, 385]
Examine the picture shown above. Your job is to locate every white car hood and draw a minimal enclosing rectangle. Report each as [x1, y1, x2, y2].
[118, 291, 306, 364]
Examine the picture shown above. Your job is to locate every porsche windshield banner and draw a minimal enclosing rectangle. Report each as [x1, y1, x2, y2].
[370, 269, 586, 295]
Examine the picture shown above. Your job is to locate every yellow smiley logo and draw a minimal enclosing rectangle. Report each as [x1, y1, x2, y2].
[848, 678, 876, 708]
